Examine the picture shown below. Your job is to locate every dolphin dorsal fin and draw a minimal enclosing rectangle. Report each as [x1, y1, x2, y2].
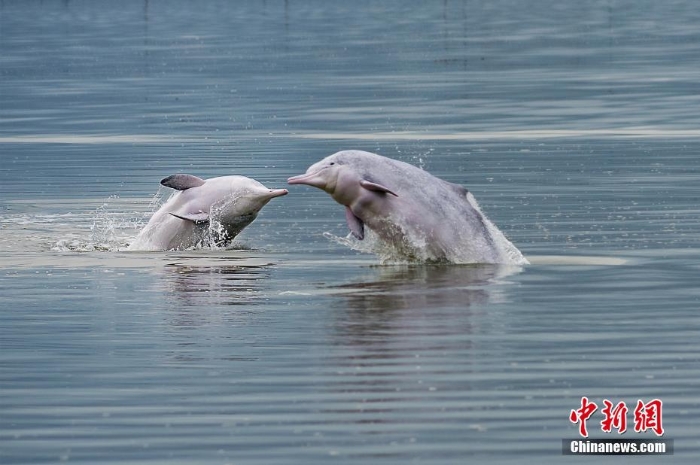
[447, 181, 468, 198]
[160, 174, 206, 190]
[359, 180, 398, 197]
[169, 212, 209, 224]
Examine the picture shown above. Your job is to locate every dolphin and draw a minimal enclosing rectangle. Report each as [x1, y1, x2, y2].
[288, 150, 528, 265]
[128, 174, 288, 251]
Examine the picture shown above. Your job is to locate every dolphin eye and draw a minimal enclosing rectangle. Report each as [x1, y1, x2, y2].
[329, 162, 335, 166]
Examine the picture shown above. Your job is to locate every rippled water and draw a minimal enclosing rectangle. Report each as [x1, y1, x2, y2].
[2, 1, 699, 463]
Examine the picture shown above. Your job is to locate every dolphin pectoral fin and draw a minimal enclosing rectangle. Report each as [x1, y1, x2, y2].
[359, 180, 398, 197]
[161, 174, 206, 190]
[169, 212, 209, 224]
[345, 207, 365, 240]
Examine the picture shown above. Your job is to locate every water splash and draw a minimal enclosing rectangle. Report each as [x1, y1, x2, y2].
[324, 229, 448, 265]
[323, 193, 529, 266]
[410, 148, 433, 170]
[52, 195, 146, 252]
[190, 218, 249, 251]
[464, 193, 530, 265]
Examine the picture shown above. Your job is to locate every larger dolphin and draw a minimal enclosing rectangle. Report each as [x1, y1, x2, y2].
[129, 174, 287, 251]
[288, 150, 528, 265]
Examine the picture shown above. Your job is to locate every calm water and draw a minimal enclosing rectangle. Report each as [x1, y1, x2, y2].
[2, 0, 699, 463]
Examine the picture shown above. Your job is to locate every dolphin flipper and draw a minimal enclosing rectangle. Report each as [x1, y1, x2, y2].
[169, 212, 209, 224]
[345, 207, 365, 240]
[359, 180, 398, 197]
[161, 174, 206, 190]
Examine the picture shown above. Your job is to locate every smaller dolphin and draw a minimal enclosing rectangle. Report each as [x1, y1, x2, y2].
[128, 174, 288, 251]
[288, 150, 528, 265]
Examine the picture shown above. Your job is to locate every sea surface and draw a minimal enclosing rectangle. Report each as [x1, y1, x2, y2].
[1, 1, 699, 463]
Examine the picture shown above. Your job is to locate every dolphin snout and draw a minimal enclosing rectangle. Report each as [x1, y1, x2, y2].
[287, 169, 329, 189]
[267, 188, 289, 198]
[287, 173, 313, 185]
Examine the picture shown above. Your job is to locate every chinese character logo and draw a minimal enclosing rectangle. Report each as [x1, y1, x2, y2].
[569, 396, 598, 438]
[634, 399, 664, 436]
[601, 400, 628, 434]
[569, 398, 664, 437]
